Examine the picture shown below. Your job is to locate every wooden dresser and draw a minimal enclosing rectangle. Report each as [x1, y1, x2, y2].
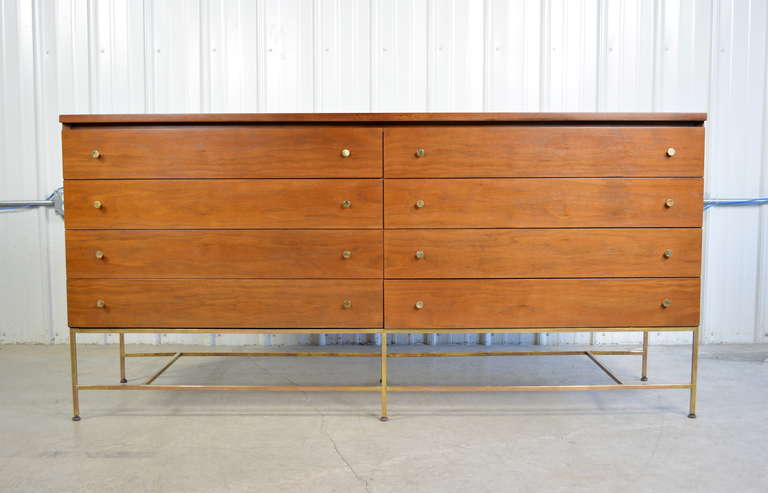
[61, 112, 705, 421]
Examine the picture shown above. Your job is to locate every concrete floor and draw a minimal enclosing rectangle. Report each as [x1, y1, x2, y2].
[0, 343, 766, 492]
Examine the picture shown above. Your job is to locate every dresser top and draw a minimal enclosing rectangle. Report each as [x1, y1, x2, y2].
[60, 112, 706, 125]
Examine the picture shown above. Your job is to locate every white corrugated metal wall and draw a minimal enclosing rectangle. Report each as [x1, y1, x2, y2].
[1, 0, 766, 346]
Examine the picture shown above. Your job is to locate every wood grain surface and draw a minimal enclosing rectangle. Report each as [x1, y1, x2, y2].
[384, 278, 700, 328]
[68, 279, 383, 328]
[384, 178, 702, 228]
[64, 179, 382, 229]
[384, 228, 701, 278]
[384, 126, 704, 177]
[60, 112, 707, 124]
[67, 230, 382, 278]
[63, 126, 382, 179]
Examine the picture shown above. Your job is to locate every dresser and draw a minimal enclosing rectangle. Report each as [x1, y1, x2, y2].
[62, 112, 705, 421]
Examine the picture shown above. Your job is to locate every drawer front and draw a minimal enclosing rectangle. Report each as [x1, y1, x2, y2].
[384, 126, 703, 177]
[63, 126, 382, 178]
[67, 230, 382, 279]
[68, 280, 383, 328]
[385, 228, 701, 278]
[65, 179, 382, 229]
[385, 279, 700, 329]
[384, 178, 702, 228]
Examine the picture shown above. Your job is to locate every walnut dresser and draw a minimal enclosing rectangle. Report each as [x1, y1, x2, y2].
[61, 112, 705, 421]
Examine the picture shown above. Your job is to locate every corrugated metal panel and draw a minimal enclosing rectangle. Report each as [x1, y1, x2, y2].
[0, 0, 766, 346]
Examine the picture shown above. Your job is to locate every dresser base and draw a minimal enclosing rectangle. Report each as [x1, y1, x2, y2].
[68, 327, 699, 421]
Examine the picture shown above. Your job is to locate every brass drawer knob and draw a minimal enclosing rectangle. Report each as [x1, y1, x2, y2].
[96, 299, 106, 308]
[341, 149, 351, 158]
[663, 249, 673, 258]
[342, 300, 352, 309]
[415, 301, 424, 310]
[415, 250, 425, 259]
[91, 150, 101, 159]
[93, 200, 103, 209]
[661, 299, 671, 308]
[415, 199, 425, 208]
[415, 148, 425, 158]
[341, 200, 352, 208]
[664, 198, 675, 208]
[342, 250, 352, 259]
[95, 250, 104, 260]
[666, 147, 676, 157]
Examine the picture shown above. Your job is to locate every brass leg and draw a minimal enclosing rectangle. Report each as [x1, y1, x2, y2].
[641, 330, 649, 381]
[69, 328, 81, 421]
[119, 333, 127, 383]
[379, 332, 388, 422]
[688, 327, 699, 418]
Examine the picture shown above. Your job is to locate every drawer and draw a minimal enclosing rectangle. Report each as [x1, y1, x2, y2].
[67, 230, 383, 279]
[68, 280, 383, 328]
[65, 179, 382, 229]
[384, 279, 700, 329]
[384, 229, 701, 278]
[384, 178, 702, 228]
[63, 126, 382, 178]
[384, 126, 703, 177]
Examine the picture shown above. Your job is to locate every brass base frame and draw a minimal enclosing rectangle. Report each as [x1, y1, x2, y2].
[68, 327, 700, 421]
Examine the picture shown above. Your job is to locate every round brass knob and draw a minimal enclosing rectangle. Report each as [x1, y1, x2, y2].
[415, 148, 425, 158]
[663, 249, 673, 258]
[665, 198, 675, 208]
[342, 250, 352, 259]
[96, 299, 106, 308]
[341, 149, 351, 158]
[341, 200, 352, 209]
[415, 200, 425, 209]
[415, 301, 424, 310]
[415, 250, 425, 259]
[95, 250, 104, 260]
[91, 150, 101, 159]
[661, 299, 671, 308]
[666, 147, 676, 157]
[93, 200, 103, 209]
[342, 300, 352, 309]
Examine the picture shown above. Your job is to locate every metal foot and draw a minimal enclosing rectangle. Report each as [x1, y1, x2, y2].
[688, 413, 696, 419]
[72, 416, 81, 422]
[120, 378, 128, 383]
[640, 376, 648, 382]
[379, 416, 389, 422]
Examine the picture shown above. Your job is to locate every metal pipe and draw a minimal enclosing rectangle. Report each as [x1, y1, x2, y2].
[0, 199, 54, 207]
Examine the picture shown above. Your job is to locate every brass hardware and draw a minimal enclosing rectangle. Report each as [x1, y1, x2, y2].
[661, 299, 672, 308]
[93, 200, 103, 209]
[96, 299, 106, 308]
[666, 147, 676, 157]
[91, 150, 101, 159]
[342, 300, 352, 309]
[415, 148, 425, 158]
[341, 149, 351, 158]
[415, 301, 424, 310]
[665, 198, 675, 208]
[663, 249, 673, 258]
[415, 200, 425, 209]
[342, 250, 352, 259]
[341, 200, 352, 208]
[95, 250, 104, 260]
[415, 250, 425, 259]
[68, 326, 699, 421]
